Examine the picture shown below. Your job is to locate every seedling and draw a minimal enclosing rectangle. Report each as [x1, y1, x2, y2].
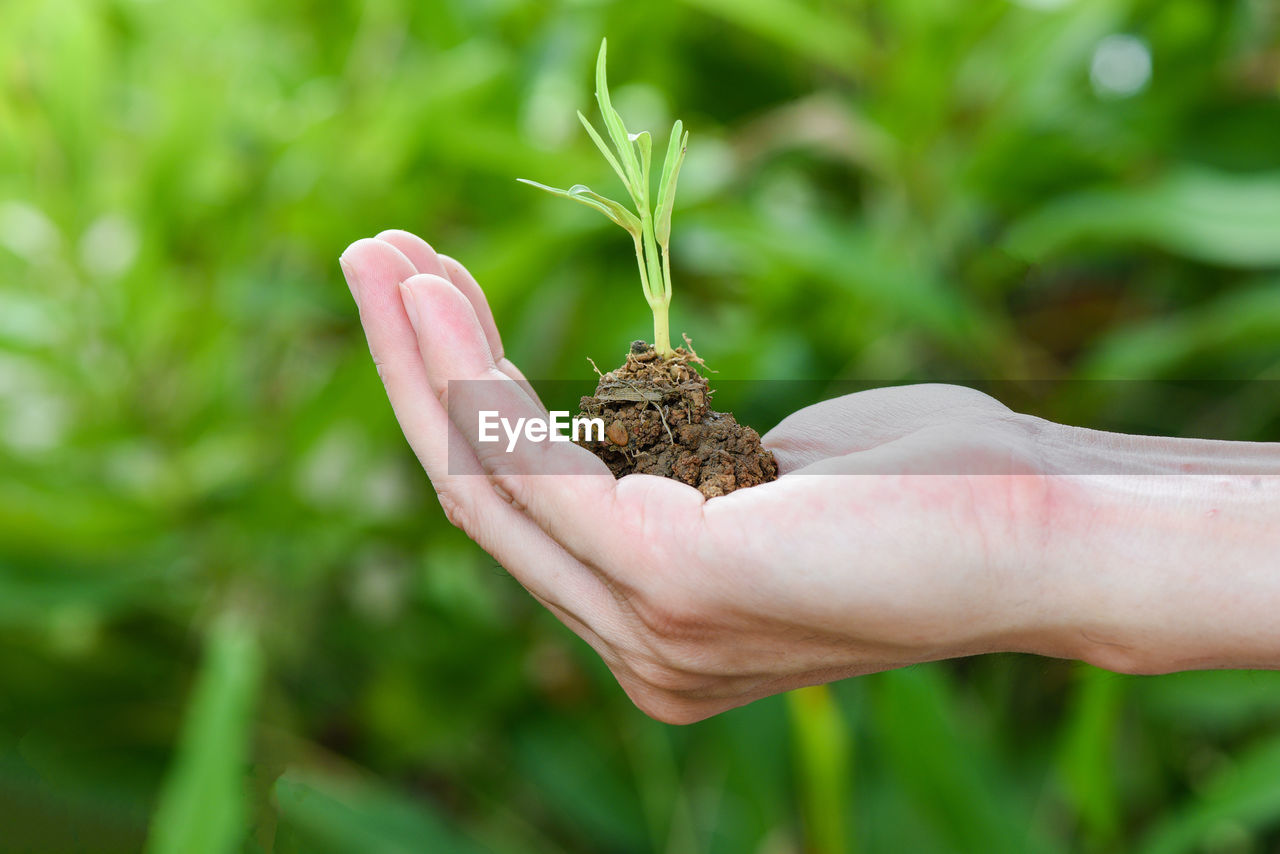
[519, 39, 687, 359]
[521, 40, 777, 497]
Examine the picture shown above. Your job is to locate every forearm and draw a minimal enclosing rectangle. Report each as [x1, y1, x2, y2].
[1033, 420, 1280, 673]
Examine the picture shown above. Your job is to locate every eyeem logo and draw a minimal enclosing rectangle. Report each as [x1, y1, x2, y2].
[478, 411, 605, 452]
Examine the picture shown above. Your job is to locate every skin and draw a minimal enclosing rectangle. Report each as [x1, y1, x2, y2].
[340, 230, 1280, 725]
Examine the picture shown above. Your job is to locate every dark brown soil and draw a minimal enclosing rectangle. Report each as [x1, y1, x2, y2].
[576, 340, 778, 498]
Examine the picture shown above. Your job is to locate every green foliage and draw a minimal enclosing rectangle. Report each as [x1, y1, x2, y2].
[2, 0, 1280, 852]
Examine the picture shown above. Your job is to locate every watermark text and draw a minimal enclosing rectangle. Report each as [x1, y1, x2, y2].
[477, 410, 605, 452]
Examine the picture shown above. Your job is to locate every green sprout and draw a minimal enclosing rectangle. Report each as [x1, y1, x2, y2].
[519, 38, 688, 359]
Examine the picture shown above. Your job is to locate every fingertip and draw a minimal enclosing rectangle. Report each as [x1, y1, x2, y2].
[341, 237, 419, 303]
[438, 255, 483, 294]
[436, 254, 507, 357]
[374, 228, 418, 242]
[341, 235, 391, 262]
[341, 236, 416, 275]
[400, 271, 461, 304]
[438, 253, 465, 278]
[376, 230, 449, 279]
[401, 273, 496, 374]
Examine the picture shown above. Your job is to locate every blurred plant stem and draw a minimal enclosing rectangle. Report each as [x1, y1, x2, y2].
[621, 717, 700, 854]
[1056, 666, 1124, 849]
[145, 611, 262, 854]
[788, 685, 852, 854]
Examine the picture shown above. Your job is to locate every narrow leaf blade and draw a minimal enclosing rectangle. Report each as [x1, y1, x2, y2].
[632, 131, 652, 205]
[568, 184, 642, 233]
[655, 120, 683, 207]
[577, 111, 635, 202]
[655, 127, 688, 247]
[517, 179, 640, 235]
[595, 39, 641, 187]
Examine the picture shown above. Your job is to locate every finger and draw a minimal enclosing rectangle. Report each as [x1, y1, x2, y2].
[374, 231, 510, 373]
[530, 587, 618, 663]
[375, 230, 543, 411]
[439, 251, 546, 413]
[339, 237, 612, 614]
[375, 228, 450, 278]
[437, 250, 503, 359]
[340, 237, 452, 475]
[399, 272, 704, 575]
[375, 229, 500, 358]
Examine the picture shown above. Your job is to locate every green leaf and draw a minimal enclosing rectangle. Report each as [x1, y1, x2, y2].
[654, 122, 687, 248]
[576, 110, 636, 204]
[516, 179, 641, 235]
[145, 612, 262, 854]
[631, 130, 652, 206]
[594, 38, 641, 188]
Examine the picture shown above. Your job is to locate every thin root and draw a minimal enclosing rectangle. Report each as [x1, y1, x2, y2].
[681, 334, 715, 372]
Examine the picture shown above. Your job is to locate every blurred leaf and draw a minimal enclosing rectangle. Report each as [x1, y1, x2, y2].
[709, 212, 1007, 363]
[1055, 667, 1125, 845]
[274, 770, 500, 854]
[787, 685, 851, 854]
[1136, 671, 1280, 732]
[869, 667, 1061, 854]
[1079, 278, 1280, 378]
[514, 720, 648, 850]
[145, 612, 261, 854]
[1005, 170, 1280, 268]
[0, 560, 159, 630]
[618, 715, 699, 854]
[1138, 735, 1280, 854]
[680, 0, 869, 75]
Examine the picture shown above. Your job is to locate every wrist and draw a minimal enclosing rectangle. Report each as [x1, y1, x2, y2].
[1025, 421, 1280, 673]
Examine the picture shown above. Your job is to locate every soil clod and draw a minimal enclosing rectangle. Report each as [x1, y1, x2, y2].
[576, 343, 778, 498]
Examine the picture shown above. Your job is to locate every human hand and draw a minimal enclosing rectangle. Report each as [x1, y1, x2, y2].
[338, 231, 1120, 722]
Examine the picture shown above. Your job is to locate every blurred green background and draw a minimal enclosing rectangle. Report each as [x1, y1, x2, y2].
[3, 0, 1280, 851]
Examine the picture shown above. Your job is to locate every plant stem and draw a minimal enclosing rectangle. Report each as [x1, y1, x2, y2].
[652, 299, 672, 358]
[637, 203, 675, 357]
[632, 235, 653, 306]
[523, 41, 685, 359]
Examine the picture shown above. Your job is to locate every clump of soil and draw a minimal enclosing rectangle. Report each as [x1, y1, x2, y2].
[576, 340, 778, 498]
